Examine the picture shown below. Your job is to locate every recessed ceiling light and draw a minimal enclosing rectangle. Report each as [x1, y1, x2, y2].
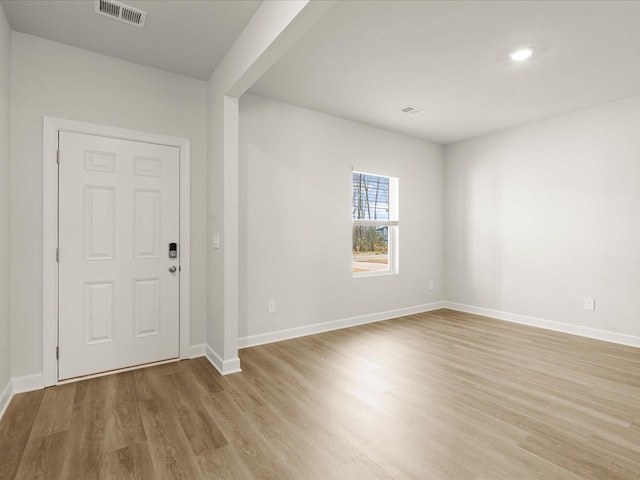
[509, 48, 534, 62]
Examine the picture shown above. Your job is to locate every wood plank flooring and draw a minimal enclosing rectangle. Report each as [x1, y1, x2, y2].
[2, 308, 640, 479]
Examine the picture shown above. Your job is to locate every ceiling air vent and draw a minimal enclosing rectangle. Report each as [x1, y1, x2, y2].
[400, 105, 424, 115]
[94, 0, 147, 27]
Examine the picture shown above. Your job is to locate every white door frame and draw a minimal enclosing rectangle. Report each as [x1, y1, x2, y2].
[43, 116, 191, 387]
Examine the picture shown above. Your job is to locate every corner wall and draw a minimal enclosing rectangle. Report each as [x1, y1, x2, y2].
[10, 32, 208, 378]
[205, 0, 336, 372]
[239, 94, 444, 344]
[0, 3, 12, 415]
[445, 94, 640, 342]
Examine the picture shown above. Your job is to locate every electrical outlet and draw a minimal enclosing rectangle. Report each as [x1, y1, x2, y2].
[268, 299, 276, 313]
[583, 297, 595, 311]
[429, 281, 434, 291]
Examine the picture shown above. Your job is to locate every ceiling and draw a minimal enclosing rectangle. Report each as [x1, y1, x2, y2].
[249, 0, 640, 144]
[3, 1, 640, 144]
[1, 0, 261, 80]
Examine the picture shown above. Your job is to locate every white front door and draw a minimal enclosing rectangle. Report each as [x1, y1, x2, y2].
[58, 132, 180, 380]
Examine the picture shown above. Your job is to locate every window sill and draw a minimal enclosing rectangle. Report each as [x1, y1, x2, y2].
[353, 270, 398, 278]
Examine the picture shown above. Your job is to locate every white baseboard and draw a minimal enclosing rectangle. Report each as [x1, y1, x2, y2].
[238, 301, 446, 349]
[0, 379, 12, 422]
[189, 343, 206, 359]
[0, 372, 43, 421]
[13, 373, 44, 394]
[204, 345, 242, 375]
[444, 302, 640, 348]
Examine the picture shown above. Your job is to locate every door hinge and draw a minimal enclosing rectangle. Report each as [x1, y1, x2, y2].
[56, 346, 59, 360]
[56, 248, 59, 262]
[56, 150, 60, 165]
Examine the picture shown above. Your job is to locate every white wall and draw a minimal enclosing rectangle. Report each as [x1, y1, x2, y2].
[206, 88, 227, 359]
[205, 1, 334, 372]
[445, 94, 640, 339]
[239, 93, 444, 341]
[0, 4, 11, 394]
[10, 32, 208, 378]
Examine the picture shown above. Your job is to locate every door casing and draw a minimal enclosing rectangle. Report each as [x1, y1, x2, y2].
[43, 116, 191, 387]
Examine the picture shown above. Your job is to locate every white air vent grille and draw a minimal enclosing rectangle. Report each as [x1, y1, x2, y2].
[400, 105, 424, 115]
[95, 0, 147, 27]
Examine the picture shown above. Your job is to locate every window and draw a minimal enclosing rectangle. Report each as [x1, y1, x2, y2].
[352, 171, 399, 276]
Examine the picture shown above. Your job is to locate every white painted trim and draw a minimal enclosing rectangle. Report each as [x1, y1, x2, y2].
[42, 118, 59, 389]
[238, 301, 446, 349]
[12, 373, 44, 394]
[205, 345, 241, 375]
[444, 302, 640, 349]
[0, 380, 12, 422]
[189, 343, 206, 358]
[43, 116, 191, 387]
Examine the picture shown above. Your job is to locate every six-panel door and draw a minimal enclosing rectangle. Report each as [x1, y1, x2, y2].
[58, 132, 180, 380]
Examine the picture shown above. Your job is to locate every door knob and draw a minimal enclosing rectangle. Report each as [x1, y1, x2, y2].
[169, 266, 177, 273]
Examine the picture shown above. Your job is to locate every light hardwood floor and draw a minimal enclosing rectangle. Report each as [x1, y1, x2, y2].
[1, 309, 640, 479]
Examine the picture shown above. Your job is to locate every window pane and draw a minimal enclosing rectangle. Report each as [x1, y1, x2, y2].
[352, 173, 390, 221]
[352, 225, 389, 273]
[352, 171, 398, 276]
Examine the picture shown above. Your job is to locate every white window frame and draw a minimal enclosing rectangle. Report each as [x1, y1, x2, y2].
[352, 171, 399, 277]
